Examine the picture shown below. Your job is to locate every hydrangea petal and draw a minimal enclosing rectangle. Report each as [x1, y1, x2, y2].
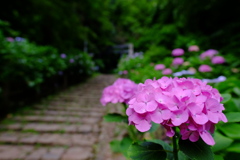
[133, 102, 146, 114]
[146, 100, 158, 112]
[200, 130, 215, 145]
[189, 131, 200, 142]
[150, 111, 164, 123]
[207, 112, 219, 123]
[135, 120, 151, 132]
[192, 113, 208, 125]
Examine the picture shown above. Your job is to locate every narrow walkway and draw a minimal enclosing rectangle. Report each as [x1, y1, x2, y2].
[0, 74, 126, 160]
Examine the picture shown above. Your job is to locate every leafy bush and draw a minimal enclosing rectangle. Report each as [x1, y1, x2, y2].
[0, 26, 96, 116]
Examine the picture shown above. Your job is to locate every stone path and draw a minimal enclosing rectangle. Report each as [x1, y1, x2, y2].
[0, 74, 127, 160]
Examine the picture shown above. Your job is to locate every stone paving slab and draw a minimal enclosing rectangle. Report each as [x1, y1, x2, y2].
[61, 147, 93, 160]
[24, 110, 103, 117]
[0, 145, 34, 160]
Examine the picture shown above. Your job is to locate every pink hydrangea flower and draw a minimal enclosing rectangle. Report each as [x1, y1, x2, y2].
[154, 64, 165, 70]
[6, 37, 14, 42]
[123, 70, 128, 74]
[100, 78, 137, 106]
[172, 57, 184, 66]
[198, 65, 212, 72]
[188, 45, 200, 52]
[60, 53, 67, 59]
[126, 77, 227, 145]
[162, 68, 172, 75]
[172, 48, 184, 56]
[211, 56, 225, 64]
[200, 49, 218, 60]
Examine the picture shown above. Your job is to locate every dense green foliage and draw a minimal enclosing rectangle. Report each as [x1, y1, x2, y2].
[0, 20, 95, 116]
[1, 0, 240, 71]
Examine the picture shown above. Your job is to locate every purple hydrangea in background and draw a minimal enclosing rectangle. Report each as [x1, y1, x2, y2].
[211, 56, 225, 64]
[198, 64, 212, 72]
[162, 68, 172, 75]
[69, 59, 75, 63]
[202, 76, 226, 83]
[200, 49, 218, 60]
[126, 77, 227, 145]
[172, 57, 184, 66]
[6, 37, 14, 42]
[100, 78, 137, 106]
[188, 45, 200, 52]
[123, 70, 128, 74]
[172, 48, 184, 56]
[15, 37, 25, 42]
[154, 64, 165, 70]
[60, 53, 67, 59]
[58, 71, 63, 75]
[173, 70, 195, 77]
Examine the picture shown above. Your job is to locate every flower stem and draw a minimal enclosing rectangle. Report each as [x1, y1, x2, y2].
[128, 125, 138, 141]
[173, 127, 178, 160]
[122, 103, 127, 115]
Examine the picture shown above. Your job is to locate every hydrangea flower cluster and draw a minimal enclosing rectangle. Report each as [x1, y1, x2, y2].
[162, 68, 172, 75]
[60, 53, 67, 59]
[188, 45, 200, 52]
[100, 78, 137, 106]
[198, 64, 212, 72]
[172, 48, 184, 56]
[172, 57, 184, 66]
[200, 49, 218, 60]
[154, 64, 165, 70]
[126, 77, 227, 145]
[211, 56, 225, 64]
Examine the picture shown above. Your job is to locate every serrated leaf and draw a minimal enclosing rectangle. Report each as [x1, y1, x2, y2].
[221, 93, 231, 104]
[225, 112, 240, 122]
[148, 139, 173, 160]
[218, 123, 240, 139]
[128, 141, 167, 160]
[214, 154, 224, 160]
[179, 138, 214, 160]
[226, 141, 240, 153]
[233, 87, 240, 97]
[224, 99, 240, 112]
[109, 136, 133, 158]
[110, 140, 122, 153]
[103, 113, 128, 123]
[120, 136, 133, 158]
[178, 151, 189, 160]
[212, 131, 233, 152]
[233, 98, 240, 110]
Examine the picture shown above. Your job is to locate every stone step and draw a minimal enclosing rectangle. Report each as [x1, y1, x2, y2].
[33, 105, 105, 112]
[0, 122, 100, 133]
[23, 110, 104, 117]
[0, 132, 98, 147]
[11, 115, 102, 123]
[0, 144, 94, 160]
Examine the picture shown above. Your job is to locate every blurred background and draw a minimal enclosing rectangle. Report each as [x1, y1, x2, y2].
[1, 0, 240, 117]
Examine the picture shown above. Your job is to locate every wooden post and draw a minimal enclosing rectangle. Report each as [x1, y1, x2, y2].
[128, 43, 134, 57]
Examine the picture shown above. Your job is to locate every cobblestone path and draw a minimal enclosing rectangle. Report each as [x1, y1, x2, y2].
[0, 74, 126, 160]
